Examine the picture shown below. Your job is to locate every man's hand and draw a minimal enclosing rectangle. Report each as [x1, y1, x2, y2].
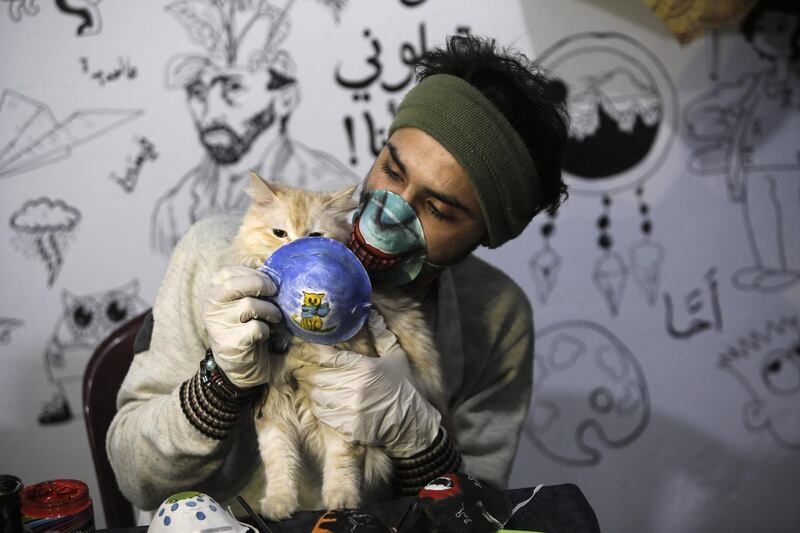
[293, 310, 442, 458]
[201, 266, 281, 389]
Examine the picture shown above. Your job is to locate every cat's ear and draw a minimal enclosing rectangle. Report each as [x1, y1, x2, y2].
[62, 289, 78, 309]
[116, 279, 140, 296]
[246, 172, 280, 204]
[324, 185, 358, 214]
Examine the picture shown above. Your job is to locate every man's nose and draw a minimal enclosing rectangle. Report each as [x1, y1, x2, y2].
[202, 85, 230, 121]
[377, 181, 420, 212]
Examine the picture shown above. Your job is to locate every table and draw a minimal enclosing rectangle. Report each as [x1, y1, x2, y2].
[102, 484, 600, 532]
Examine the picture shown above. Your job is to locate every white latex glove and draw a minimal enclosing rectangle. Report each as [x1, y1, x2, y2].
[201, 266, 282, 389]
[293, 310, 441, 457]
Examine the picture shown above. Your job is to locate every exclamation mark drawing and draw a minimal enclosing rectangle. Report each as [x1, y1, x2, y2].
[344, 115, 357, 166]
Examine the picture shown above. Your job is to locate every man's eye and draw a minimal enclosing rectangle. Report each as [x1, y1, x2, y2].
[187, 83, 205, 99]
[381, 162, 400, 181]
[427, 202, 454, 222]
[273, 228, 287, 238]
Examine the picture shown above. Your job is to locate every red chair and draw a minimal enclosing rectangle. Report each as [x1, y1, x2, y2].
[82, 310, 150, 528]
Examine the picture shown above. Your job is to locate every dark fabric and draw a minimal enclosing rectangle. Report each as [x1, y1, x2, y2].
[504, 483, 602, 533]
[132, 311, 154, 355]
[97, 484, 600, 532]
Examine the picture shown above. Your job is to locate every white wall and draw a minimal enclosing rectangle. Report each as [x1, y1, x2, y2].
[1, 1, 798, 531]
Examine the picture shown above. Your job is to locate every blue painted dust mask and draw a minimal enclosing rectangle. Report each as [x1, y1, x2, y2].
[348, 189, 440, 286]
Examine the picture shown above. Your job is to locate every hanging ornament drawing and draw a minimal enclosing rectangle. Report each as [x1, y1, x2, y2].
[534, 32, 677, 315]
[593, 196, 629, 316]
[529, 213, 561, 303]
[628, 187, 665, 305]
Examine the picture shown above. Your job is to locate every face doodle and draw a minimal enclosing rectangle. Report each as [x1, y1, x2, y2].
[719, 316, 800, 451]
[185, 65, 293, 165]
[524, 321, 650, 466]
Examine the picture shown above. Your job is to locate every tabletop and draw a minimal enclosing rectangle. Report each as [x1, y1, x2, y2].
[101, 484, 600, 533]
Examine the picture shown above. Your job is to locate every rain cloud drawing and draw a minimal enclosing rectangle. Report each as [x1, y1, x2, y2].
[0, 89, 142, 179]
[9, 198, 81, 287]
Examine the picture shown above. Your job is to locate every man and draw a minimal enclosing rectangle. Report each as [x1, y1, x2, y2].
[108, 35, 568, 513]
[686, 0, 800, 292]
[152, 3, 358, 254]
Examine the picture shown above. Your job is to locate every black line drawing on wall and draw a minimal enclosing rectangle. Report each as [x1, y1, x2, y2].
[151, 0, 358, 255]
[684, 3, 800, 294]
[523, 320, 650, 466]
[2, 0, 39, 21]
[528, 213, 560, 303]
[335, 23, 470, 166]
[110, 136, 157, 193]
[54, 0, 102, 36]
[0, 318, 24, 345]
[664, 266, 723, 340]
[9, 198, 81, 287]
[591, 194, 628, 316]
[0, 89, 142, 178]
[80, 55, 138, 86]
[532, 33, 678, 315]
[2, 0, 102, 34]
[718, 315, 800, 451]
[38, 280, 148, 424]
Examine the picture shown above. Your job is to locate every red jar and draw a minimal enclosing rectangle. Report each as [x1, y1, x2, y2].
[21, 480, 94, 533]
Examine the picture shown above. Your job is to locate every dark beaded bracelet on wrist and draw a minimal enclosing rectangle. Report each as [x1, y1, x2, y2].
[392, 427, 463, 496]
[178, 348, 259, 440]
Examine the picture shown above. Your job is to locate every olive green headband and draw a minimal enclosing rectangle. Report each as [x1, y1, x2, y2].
[388, 73, 539, 248]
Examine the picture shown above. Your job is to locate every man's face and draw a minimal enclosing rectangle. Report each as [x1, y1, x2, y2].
[750, 11, 799, 61]
[186, 66, 278, 165]
[363, 127, 487, 266]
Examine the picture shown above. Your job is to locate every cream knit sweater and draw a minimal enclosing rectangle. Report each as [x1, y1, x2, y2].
[107, 210, 534, 511]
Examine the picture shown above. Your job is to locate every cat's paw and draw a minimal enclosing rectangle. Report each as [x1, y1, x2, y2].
[322, 490, 361, 511]
[260, 492, 299, 521]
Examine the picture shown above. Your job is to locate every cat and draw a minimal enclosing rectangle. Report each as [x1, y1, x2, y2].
[231, 173, 445, 519]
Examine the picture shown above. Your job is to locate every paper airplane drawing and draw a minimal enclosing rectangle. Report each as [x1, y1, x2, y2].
[0, 89, 142, 178]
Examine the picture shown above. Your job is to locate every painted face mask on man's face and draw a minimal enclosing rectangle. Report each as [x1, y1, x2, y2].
[348, 189, 434, 286]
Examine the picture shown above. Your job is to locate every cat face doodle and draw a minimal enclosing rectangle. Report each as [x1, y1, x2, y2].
[524, 321, 650, 465]
[720, 318, 800, 450]
[537, 33, 678, 196]
[61, 280, 147, 348]
[39, 280, 149, 425]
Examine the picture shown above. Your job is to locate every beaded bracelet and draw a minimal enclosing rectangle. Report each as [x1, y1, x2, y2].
[392, 427, 463, 496]
[178, 349, 259, 440]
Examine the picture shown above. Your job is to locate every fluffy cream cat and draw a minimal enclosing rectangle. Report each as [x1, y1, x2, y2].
[231, 173, 445, 520]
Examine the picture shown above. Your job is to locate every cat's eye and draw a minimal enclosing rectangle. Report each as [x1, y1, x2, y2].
[272, 228, 287, 238]
[308, 232, 323, 237]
